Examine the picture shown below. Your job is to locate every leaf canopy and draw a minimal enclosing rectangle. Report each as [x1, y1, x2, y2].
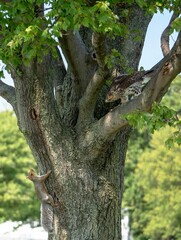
[0, 0, 180, 67]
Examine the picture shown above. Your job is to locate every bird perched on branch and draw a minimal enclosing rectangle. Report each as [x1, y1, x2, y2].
[105, 70, 154, 103]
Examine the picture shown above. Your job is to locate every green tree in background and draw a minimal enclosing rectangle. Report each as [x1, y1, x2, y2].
[124, 75, 181, 240]
[162, 76, 181, 108]
[0, 111, 39, 222]
[136, 126, 181, 240]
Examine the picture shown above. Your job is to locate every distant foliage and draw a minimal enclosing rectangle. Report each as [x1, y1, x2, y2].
[136, 126, 181, 239]
[0, 111, 39, 222]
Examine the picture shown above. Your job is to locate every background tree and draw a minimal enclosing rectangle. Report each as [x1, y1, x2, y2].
[137, 126, 181, 240]
[124, 75, 181, 240]
[0, 1, 181, 240]
[0, 111, 39, 222]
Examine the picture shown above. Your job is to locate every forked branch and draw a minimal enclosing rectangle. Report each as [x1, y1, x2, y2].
[79, 31, 181, 157]
[77, 32, 109, 128]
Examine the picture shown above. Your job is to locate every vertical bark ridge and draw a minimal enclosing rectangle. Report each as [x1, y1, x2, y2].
[9, 55, 64, 172]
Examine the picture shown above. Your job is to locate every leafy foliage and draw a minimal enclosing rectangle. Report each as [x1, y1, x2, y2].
[105, 49, 133, 74]
[124, 102, 181, 148]
[0, 111, 39, 223]
[0, 0, 181, 68]
[171, 16, 181, 32]
[0, 0, 125, 67]
[125, 103, 178, 132]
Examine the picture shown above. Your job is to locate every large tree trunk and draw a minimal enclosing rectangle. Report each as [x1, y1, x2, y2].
[1, 2, 181, 240]
[11, 57, 132, 240]
[10, 8, 149, 237]
[53, 129, 131, 240]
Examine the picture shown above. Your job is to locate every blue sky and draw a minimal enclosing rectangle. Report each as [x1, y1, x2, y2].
[139, 10, 177, 69]
[0, 10, 177, 111]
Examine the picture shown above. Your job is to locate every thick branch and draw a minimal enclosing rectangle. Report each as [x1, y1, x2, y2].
[77, 67, 109, 127]
[0, 79, 17, 112]
[77, 6, 152, 131]
[77, 33, 109, 128]
[161, 12, 179, 56]
[78, 31, 181, 157]
[92, 32, 107, 68]
[59, 31, 89, 92]
[144, 31, 181, 106]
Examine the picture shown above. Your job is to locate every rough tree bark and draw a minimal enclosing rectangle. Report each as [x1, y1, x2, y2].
[0, 2, 181, 240]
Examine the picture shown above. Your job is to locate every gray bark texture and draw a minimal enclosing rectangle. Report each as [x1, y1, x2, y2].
[0, 3, 181, 240]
